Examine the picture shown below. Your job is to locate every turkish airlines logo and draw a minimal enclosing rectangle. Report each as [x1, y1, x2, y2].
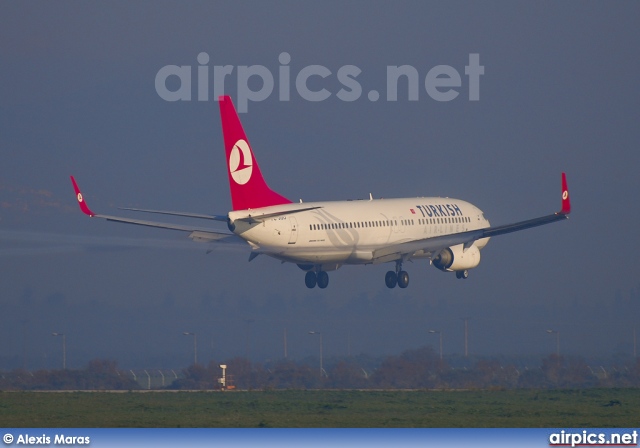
[77, 193, 83, 202]
[562, 190, 568, 200]
[229, 139, 253, 185]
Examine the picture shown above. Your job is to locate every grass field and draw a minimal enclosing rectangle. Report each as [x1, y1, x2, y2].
[1, 389, 638, 428]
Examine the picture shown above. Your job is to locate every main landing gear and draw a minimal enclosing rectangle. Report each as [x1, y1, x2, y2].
[455, 270, 469, 280]
[385, 262, 409, 289]
[305, 270, 329, 289]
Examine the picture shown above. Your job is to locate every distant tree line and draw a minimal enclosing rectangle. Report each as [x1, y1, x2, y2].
[0, 359, 139, 390]
[173, 348, 640, 390]
[2, 347, 640, 390]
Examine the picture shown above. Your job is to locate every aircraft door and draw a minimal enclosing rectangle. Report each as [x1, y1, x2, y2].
[289, 217, 298, 244]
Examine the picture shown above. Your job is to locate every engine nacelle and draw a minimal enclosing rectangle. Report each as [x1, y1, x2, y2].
[432, 244, 481, 272]
[227, 217, 236, 232]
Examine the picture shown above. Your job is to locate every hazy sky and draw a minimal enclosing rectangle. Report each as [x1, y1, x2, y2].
[1, 1, 639, 370]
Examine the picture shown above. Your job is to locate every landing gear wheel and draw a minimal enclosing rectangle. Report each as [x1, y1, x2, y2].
[317, 271, 329, 289]
[385, 271, 398, 289]
[455, 270, 469, 280]
[397, 270, 409, 288]
[305, 271, 317, 288]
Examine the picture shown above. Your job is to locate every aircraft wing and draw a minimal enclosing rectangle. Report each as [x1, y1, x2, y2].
[118, 207, 228, 222]
[372, 173, 571, 263]
[70, 176, 239, 244]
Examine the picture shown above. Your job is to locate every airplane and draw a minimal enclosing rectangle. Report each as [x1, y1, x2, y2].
[71, 95, 571, 289]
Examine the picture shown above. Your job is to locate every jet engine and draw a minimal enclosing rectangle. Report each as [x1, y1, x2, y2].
[432, 244, 481, 272]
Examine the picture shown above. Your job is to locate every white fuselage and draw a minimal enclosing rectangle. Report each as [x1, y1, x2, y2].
[228, 197, 491, 268]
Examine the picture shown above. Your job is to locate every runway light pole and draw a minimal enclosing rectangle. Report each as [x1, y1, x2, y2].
[283, 328, 288, 359]
[183, 332, 198, 365]
[309, 331, 323, 377]
[546, 329, 560, 356]
[245, 319, 255, 359]
[460, 317, 470, 358]
[51, 332, 66, 370]
[428, 330, 443, 360]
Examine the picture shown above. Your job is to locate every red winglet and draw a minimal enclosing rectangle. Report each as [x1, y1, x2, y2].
[560, 172, 571, 215]
[70, 176, 96, 217]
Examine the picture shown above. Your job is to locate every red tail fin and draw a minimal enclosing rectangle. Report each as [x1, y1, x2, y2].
[218, 96, 292, 211]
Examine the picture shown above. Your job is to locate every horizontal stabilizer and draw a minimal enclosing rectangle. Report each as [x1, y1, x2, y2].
[233, 206, 323, 223]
